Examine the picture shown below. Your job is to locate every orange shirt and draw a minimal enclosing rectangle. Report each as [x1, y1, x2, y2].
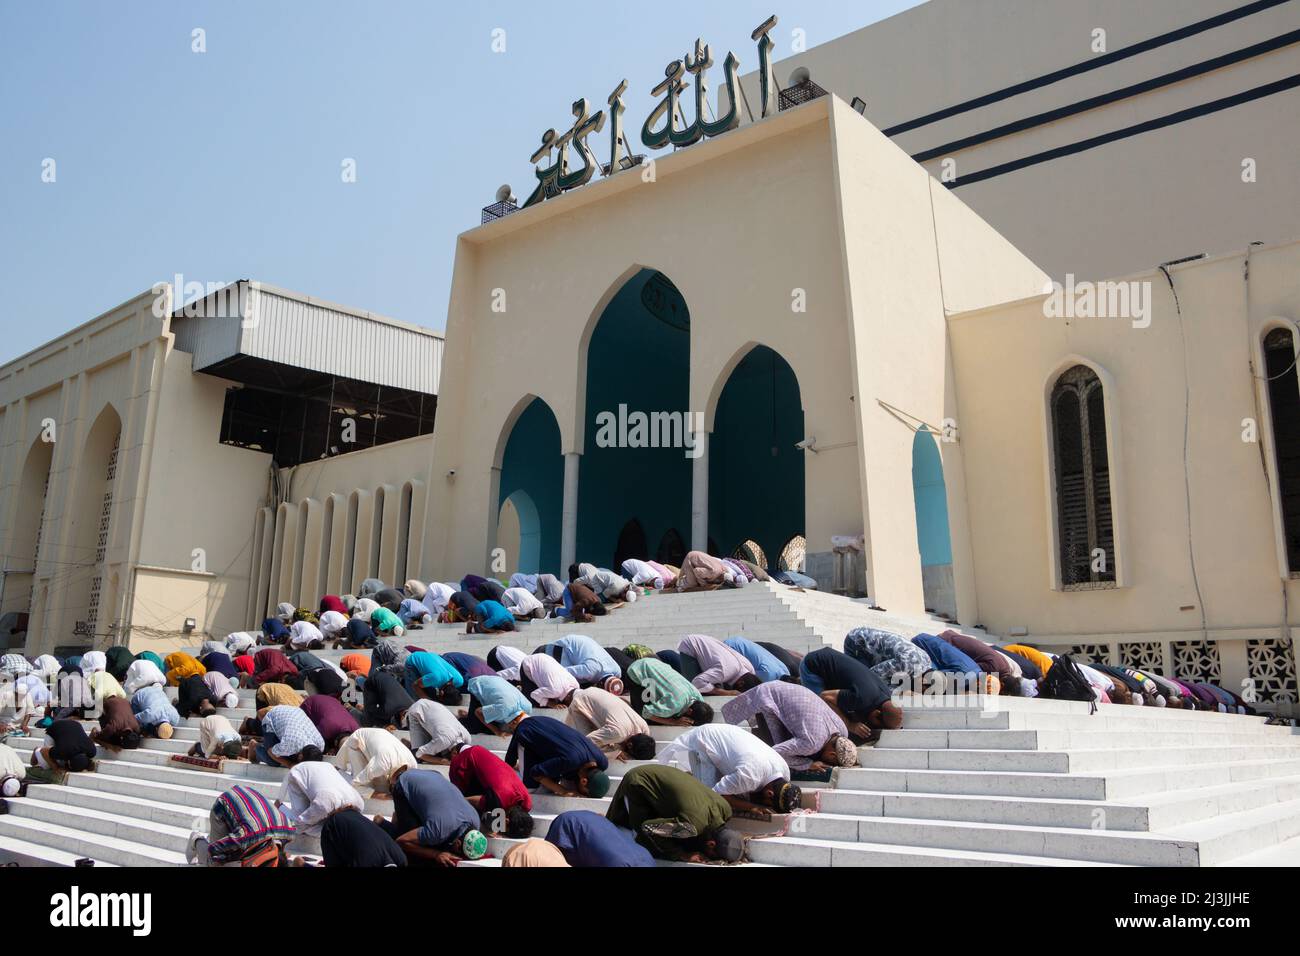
[340, 653, 371, 676]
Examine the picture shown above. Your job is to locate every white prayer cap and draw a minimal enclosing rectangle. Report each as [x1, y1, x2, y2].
[1, 777, 20, 797]
[625, 588, 638, 603]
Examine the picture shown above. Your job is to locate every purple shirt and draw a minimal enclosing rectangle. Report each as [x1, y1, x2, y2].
[720, 681, 846, 770]
[300, 694, 359, 743]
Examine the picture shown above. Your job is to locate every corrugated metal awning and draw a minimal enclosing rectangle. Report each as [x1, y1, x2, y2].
[169, 280, 442, 394]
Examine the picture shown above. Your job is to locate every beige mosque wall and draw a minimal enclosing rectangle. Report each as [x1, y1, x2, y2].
[948, 239, 1300, 694]
[244, 433, 433, 624]
[828, 97, 1049, 618]
[426, 99, 866, 589]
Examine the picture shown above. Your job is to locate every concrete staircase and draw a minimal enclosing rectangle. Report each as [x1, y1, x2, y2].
[3, 585, 1299, 867]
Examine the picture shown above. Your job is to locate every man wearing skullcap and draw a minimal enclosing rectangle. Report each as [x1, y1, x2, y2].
[503, 838, 570, 867]
[721, 681, 859, 772]
[449, 744, 534, 837]
[131, 685, 179, 739]
[658, 723, 799, 819]
[606, 764, 744, 862]
[225, 632, 258, 656]
[504, 714, 610, 798]
[552, 634, 624, 694]
[546, 810, 655, 867]
[379, 766, 487, 866]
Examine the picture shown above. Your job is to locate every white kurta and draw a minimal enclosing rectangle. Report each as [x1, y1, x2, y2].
[337, 727, 416, 789]
[280, 761, 364, 836]
[520, 653, 579, 706]
[657, 723, 789, 795]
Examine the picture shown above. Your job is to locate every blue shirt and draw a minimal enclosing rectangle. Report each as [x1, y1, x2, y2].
[724, 636, 789, 682]
[546, 811, 655, 867]
[444, 652, 494, 681]
[466, 675, 532, 726]
[393, 769, 481, 848]
[475, 600, 514, 630]
[129, 686, 179, 729]
[505, 715, 607, 788]
[405, 651, 464, 690]
[913, 634, 981, 674]
[554, 634, 620, 681]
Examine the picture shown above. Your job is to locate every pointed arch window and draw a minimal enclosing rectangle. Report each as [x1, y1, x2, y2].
[1051, 365, 1115, 588]
[1264, 328, 1300, 573]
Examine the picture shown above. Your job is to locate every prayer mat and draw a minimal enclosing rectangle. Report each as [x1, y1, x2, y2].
[24, 767, 68, 786]
[791, 766, 834, 783]
[169, 753, 225, 773]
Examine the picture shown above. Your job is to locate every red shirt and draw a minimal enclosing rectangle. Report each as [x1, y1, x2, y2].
[449, 744, 531, 811]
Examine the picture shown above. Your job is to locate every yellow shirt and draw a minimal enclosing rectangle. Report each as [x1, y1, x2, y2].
[256, 683, 301, 711]
[1002, 644, 1054, 675]
[165, 653, 206, 686]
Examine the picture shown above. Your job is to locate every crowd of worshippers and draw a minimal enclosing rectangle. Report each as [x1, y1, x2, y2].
[829, 627, 1258, 711]
[234, 551, 808, 648]
[0, 587, 1256, 865]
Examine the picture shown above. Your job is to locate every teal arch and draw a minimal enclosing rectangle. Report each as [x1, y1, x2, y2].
[911, 431, 953, 566]
[578, 270, 691, 566]
[504, 489, 542, 575]
[708, 345, 805, 567]
[497, 398, 563, 573]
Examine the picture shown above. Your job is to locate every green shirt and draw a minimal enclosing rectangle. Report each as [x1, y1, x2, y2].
[627, 658, 702, 719]
[370, 607, 402, 633]
[606, 764, 732, 858]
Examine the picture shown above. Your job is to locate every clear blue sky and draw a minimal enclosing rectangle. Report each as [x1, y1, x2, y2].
[0, 0, 923, 354]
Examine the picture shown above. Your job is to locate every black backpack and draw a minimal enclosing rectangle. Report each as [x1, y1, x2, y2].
[1044, 654, 1097, 713]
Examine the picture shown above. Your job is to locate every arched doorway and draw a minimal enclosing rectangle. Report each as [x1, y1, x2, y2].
[614, 518, 648, 570]
[497, 397, 563, 574]
[579, 270, 691, 566]
[911, 430, 955, 617]
[5, 437, 54, 618]
[66, 405, 122, 641]
[709, 345, 805, 570]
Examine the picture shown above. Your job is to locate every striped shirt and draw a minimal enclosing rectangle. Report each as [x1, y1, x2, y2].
[208, 785, 296, 864]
